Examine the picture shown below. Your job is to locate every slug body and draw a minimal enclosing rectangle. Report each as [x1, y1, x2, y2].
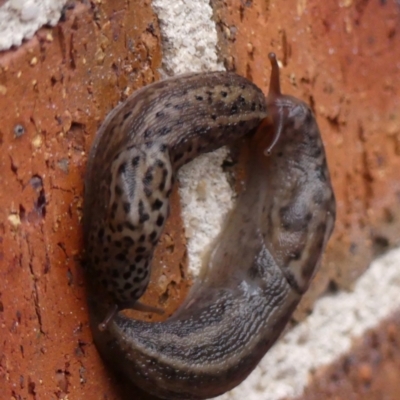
[84, 55, 336, 399]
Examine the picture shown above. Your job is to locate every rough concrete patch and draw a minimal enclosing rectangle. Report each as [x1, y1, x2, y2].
[217, 247, 400, 400]
[0, 0, 67, 50]
[152, 0, 232, 277]
[152, 0, 224, 75]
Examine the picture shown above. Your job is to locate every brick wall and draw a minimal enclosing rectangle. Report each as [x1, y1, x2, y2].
[0, 1, 399, 399]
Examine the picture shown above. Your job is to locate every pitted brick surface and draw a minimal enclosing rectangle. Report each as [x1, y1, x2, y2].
[0, 0, 400, 399]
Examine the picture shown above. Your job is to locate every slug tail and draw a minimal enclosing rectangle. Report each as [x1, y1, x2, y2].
[98, 304, 118, 332]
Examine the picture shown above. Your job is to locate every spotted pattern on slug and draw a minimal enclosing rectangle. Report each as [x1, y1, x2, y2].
[84, 72, 267, 310]
[84, 54, 336, 400]
[87, 143, 173, 305]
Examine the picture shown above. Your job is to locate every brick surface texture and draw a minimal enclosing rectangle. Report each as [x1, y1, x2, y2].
[0, 0, 399, 399]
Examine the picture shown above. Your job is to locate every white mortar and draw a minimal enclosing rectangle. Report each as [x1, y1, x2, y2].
[0, 0, 67, 51]
[152, 0, 224, 75]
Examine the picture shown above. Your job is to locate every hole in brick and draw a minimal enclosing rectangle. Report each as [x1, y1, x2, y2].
[35, 189, 46, 218]
[29, 175, 46, 218]
[19, 204, 26, 221]
[372, 235, 390, 256]
[13, 124, 25, 138]
[28, 380, 36, 395]
[327, 280, 339, 293]
[29, 175, 43, 190]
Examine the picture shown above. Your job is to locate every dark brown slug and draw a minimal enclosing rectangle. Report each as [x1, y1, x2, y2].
[83, 53, 336, 399]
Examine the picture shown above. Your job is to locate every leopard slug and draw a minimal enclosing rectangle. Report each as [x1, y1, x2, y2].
[83, 53, 336, 399]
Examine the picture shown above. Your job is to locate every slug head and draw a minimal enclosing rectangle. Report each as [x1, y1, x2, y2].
[255, 52, 315, 158]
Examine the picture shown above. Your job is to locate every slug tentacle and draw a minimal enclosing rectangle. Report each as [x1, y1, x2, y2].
[267, 52, 282, 98]
[84, 57, 335, 399]
[263, 52, 284, 155]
